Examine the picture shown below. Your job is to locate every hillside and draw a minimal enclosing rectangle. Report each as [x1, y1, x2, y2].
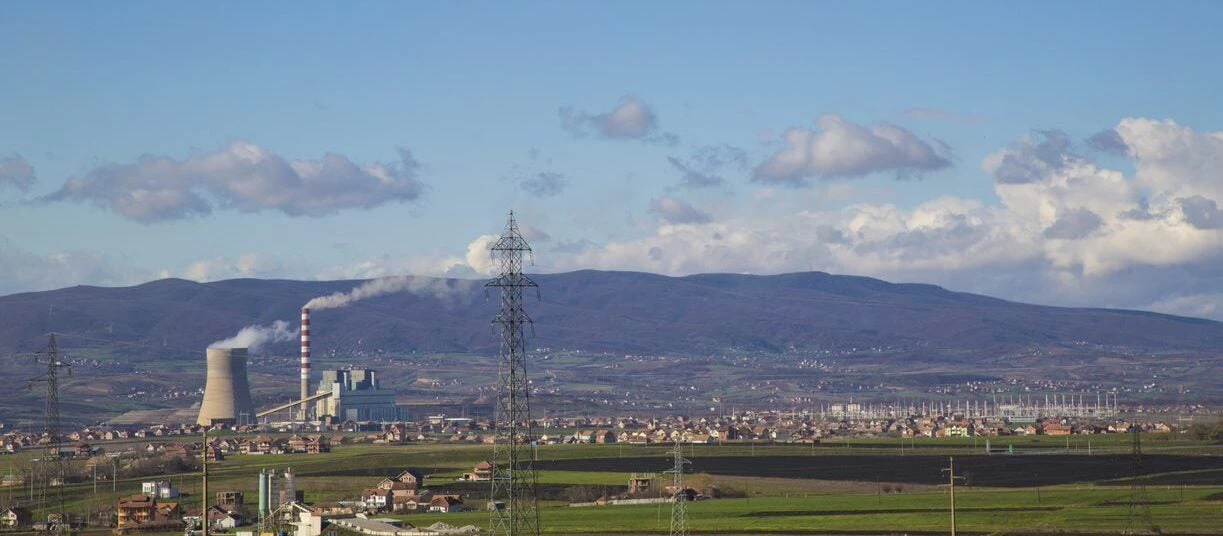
[0, 270, 1219, 359]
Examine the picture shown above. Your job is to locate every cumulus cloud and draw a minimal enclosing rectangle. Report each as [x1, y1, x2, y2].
[667, 145, 749, 189]
[648, 196, 712, 225]
[550, 118, 1223, 320]
[0, 154, 36, 191]
[559, 95, 678, 145]
[752, 115, 952, 185]
[983, 130, 1077, 184]
[41, 142, 425, 223]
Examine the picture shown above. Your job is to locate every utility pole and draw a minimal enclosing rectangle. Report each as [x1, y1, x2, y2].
[487, 211, 541, 536]
[29, 334, 71, 532]
[941, 457, 966, 536]
[666, 441, 691, 536]
[202, 427, 209, 536]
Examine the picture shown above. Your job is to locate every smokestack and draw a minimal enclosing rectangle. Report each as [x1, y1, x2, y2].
[300, 307, 311, 420]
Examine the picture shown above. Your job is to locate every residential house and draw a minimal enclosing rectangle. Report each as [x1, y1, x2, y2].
[464, 461, 494, 481]
[428, 495, 463, 513]
[361, 488, 392, 511]
[395, 469, 424, 489]
[156, 501, 183, 522]
[1043, 423, 1072, 436]
[392, 490, 434, 512]
[206, 505, 242, 530]
[0, 507, 32, 528]
[117, 495, 157, 528]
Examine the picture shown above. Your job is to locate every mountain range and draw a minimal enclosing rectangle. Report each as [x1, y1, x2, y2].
[1, 270, 1220, 360]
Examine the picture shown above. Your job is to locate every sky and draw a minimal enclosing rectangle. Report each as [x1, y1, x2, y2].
[3, 2, 1223, 319]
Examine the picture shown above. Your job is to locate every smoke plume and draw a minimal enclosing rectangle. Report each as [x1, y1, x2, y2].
[210, 320, 299, 352]
[304, 275, 478, 311]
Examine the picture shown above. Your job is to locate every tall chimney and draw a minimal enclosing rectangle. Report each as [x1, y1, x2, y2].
[300, 307, 311, 420]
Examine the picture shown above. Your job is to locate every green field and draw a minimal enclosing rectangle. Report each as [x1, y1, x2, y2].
[2, 438, 1220, 534]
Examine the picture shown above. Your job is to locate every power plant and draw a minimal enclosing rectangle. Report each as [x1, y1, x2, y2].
[197, 347, 256, 426]
[315, 368, 401, 422]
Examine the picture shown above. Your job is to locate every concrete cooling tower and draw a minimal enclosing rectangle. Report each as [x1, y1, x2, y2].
[197, 347, 256, 426]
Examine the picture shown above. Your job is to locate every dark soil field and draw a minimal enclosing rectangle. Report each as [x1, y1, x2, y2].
[534, 454, 1223, 487]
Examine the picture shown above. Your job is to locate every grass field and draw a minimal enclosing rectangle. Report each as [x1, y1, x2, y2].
[2, 438, 1220, 534]
[390, 487, 1223, 534]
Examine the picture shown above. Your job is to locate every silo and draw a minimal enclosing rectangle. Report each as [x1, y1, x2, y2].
[258, 469, 270, 519]
[283, 468, 297, 505]
[197, 347, 256, 426]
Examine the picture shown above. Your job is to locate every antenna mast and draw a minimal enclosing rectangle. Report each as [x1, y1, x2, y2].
[487, 211, 541, 536]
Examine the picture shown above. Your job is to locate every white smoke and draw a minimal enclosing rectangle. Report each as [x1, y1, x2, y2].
[210, 320, 299, 352]
[304, 275, 479, 311]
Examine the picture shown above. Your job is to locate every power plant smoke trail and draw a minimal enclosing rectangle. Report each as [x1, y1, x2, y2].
[303, 275, 478, 311]
[209, 320, 299, 352]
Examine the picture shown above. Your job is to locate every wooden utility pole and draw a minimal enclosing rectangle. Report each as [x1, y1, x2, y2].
[941, 457, 966, 536]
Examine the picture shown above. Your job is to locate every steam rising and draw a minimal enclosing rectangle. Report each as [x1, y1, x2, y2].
[210, 320, 299, 352]
[304, 275, 477, 311]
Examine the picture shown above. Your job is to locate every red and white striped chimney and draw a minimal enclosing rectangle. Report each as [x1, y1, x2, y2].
[300, 307, 311, 420]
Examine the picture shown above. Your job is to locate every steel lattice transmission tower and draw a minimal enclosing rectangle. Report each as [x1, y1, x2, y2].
[667, 442, 691, 536]
[1125, 424, 1156, 534]
[487, 211, 541, 536]
[29, 334, 71, 530]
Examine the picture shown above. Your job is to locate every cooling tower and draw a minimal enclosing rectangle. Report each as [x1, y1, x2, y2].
[197, 347, 256, 426]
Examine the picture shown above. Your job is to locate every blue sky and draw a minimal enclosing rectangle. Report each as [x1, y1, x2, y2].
[4, 2, 1223, 318]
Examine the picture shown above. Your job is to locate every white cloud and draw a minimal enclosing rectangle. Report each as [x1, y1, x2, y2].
[753, 115, 952, 185]
[552, 118, 1223, 319]
[42, 142, 425, 223]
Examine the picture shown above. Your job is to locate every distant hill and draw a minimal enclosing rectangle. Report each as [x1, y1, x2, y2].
[0, 270, 1220, 359]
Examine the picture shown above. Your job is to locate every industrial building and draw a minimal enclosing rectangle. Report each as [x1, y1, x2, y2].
[258, 468, 301, 520]
[198, 347, 256, 426]
[314, 368, 403, 422]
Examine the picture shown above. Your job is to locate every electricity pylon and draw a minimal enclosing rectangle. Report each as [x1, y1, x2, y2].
[1125, 425, 1156, 534]
[487, 212, 541, 536]
[667, 441, 691, 536]
[29, 334, 71, 532]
